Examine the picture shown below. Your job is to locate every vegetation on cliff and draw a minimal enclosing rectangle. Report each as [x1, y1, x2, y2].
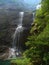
[23, 0, 49, 65]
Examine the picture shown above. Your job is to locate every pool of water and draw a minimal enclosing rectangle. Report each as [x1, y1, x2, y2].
[0, 60, 10, 65]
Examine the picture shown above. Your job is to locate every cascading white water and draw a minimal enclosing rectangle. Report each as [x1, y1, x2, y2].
[12, 12, 24, 48]
[9, 12, 24, 58]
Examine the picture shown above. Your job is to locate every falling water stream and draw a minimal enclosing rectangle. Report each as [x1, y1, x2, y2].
[9, 12, 24, 58]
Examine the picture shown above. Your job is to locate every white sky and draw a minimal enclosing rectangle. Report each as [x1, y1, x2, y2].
[36, 4, 41, 9]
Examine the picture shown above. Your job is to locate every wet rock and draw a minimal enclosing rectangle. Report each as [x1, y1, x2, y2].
[0, 46, 9, 60]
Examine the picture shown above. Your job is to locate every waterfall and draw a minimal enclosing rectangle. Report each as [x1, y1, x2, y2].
[9, 12, 24, 58]
[12, 12, 24, 49]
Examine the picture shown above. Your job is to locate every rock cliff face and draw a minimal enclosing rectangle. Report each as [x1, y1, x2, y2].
[0, 11, 33, 49]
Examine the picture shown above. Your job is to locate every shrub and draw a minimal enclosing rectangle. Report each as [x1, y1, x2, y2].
[10, 58, 32, 65]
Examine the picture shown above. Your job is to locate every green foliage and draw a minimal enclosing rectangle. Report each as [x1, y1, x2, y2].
[24, 0, 49, 65]
[10, 58, 32, 65]
[42, 0, 49, 13]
